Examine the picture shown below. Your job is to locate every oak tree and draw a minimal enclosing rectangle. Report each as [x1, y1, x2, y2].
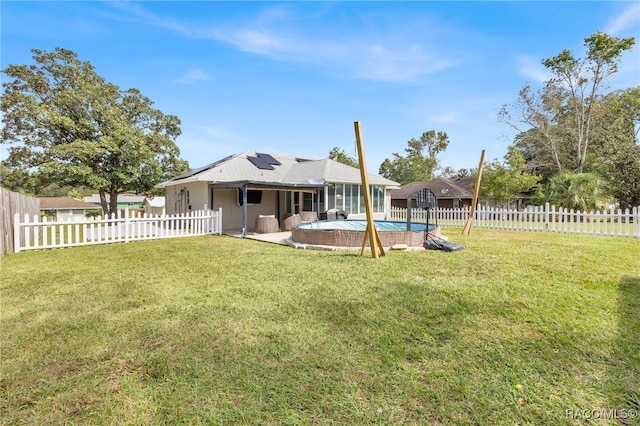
[1, 48, 189, 215]
[379, 130, 450, 185]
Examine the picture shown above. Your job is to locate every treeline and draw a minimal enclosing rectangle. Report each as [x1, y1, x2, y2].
[331, 32, 639, 211]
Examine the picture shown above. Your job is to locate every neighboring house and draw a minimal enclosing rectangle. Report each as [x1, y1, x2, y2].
[82, 194, 146, 211]
[391, 178, 476, 209]
[392, 177, 531, 210]
[40, 197, 101, 221]
[156, 151, 400, 232]
[144, 196, 166, 216]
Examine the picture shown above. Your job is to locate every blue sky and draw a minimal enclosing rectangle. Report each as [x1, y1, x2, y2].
[2, 1, 639, 173]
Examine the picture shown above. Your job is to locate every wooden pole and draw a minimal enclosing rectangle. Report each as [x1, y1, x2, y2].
[354, 121, 385, 258]
[463, 149, 486, 236]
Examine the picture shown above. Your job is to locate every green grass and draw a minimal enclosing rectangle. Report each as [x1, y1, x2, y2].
[1, 229, 639, 425]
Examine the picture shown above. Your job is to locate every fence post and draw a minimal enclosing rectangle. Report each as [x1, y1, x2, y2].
[544, 203, 550, 231]
[124, 208, 130, 243]
[13, 213, 20, 253]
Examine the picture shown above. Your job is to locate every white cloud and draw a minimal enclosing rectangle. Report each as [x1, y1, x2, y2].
[605, 3, 640, 35]
[428, 111, 458, 124]
[108, 2, 460, 83]
[198, 124, 240, 140]
[516, 55, 549, 83]
[176, 69, 212, 84]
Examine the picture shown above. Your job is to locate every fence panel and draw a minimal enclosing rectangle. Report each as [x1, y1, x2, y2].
[0, 188, 41, 257]
[388, 204, 639, 238]
[13, 207, 223, 253]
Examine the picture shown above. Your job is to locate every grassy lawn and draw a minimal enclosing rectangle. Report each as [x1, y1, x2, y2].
[1, 229, 639, 425]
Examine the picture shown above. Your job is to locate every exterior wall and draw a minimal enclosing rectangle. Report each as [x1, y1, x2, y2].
[211, 188, 279, 231]
[391, 198, 407, 209]
[164, 181, 209, 215]
[144, 203, 166, 216]
[42, 209, 95, 222]
[392, 198, 473, 210]
[166, 182, 396, 231]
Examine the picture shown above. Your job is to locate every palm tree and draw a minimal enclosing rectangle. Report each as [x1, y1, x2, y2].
[532, 172, 612, 211]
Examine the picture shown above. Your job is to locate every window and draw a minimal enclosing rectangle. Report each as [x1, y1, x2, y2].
[318, 189, 325, 212]
[345, 184, 359, 215]
[302, 192, 313, 211]
[335, 184, 344, 210]
[327, 185, 335, 209]
[371, 185, 385, 213]
[285, 192, 292, 214]
[238, 189, 263, 205]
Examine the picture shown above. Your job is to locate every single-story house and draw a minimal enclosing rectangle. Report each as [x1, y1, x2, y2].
[82, 194, 146, 211]
[156, 151, 400, 233]
[144, 196, 166, 216]
[392, 177, 531, 210]
[391, 178, 476, 209]
[39, 197, 102, 221]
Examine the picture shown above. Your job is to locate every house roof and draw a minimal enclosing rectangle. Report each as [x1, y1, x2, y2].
[156, 151, 400, 188]
[144, 196, 165, 208]
[82, 194, 146, 204]
[40, 197, 100, 210]
[391, 178, 475, 200]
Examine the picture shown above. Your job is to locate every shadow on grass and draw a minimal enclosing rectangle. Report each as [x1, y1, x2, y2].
[609, 275, 640, 424]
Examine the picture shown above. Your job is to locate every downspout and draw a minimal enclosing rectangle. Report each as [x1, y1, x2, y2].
[241, 184, 248, 238]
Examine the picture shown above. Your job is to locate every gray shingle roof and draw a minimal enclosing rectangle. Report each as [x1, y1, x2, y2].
[40, 197, 100, 210]
[82, 194, 146, 204]
[157, 151, 399, 188]
[391, 178, 475, 200]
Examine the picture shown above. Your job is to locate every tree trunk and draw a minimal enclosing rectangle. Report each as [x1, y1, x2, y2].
[98, 190, 109, 216]
[109, 191, 119, 217]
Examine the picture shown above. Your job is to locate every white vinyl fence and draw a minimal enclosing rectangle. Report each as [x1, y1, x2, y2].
[13, 207, 222, 253]
[389, 203, 640, 238]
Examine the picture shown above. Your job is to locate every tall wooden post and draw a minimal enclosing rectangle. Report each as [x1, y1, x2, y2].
[354, 121, 385, 258]
[463, 149, 486, 235]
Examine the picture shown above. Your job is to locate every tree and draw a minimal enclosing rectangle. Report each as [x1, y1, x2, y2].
[542, 32, 634, 173]
[531, 172, 612, 212]
[588, 87, 640, 208]
[379, 130, 449, 185]
[1, 48, 189, 215]
[500, 32, 635, 174]
[328, 146, 359, 168]
[499, 84, 573, 176]
[480, 147, 539, 208]
[438, 166, 476, 179]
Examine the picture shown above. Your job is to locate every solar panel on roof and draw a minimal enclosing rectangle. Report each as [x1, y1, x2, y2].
[247, 156, 274, 170]
[256, 153, 282, 165]
[295, 158, 312, 162]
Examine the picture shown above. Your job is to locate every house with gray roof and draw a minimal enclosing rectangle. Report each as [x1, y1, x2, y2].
[392, 177, 531, 210]
[40, 197, 102, 221]
[82, 194, 146, 211]
[391, 178, 476, 209]
[156, 151, 400, 233]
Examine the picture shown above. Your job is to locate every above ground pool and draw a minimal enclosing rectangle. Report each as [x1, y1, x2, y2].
[291, 220, 440, 247]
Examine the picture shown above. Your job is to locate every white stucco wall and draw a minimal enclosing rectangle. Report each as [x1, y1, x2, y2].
[164, 182, 209, 215]
[210, 188, 279, 231]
